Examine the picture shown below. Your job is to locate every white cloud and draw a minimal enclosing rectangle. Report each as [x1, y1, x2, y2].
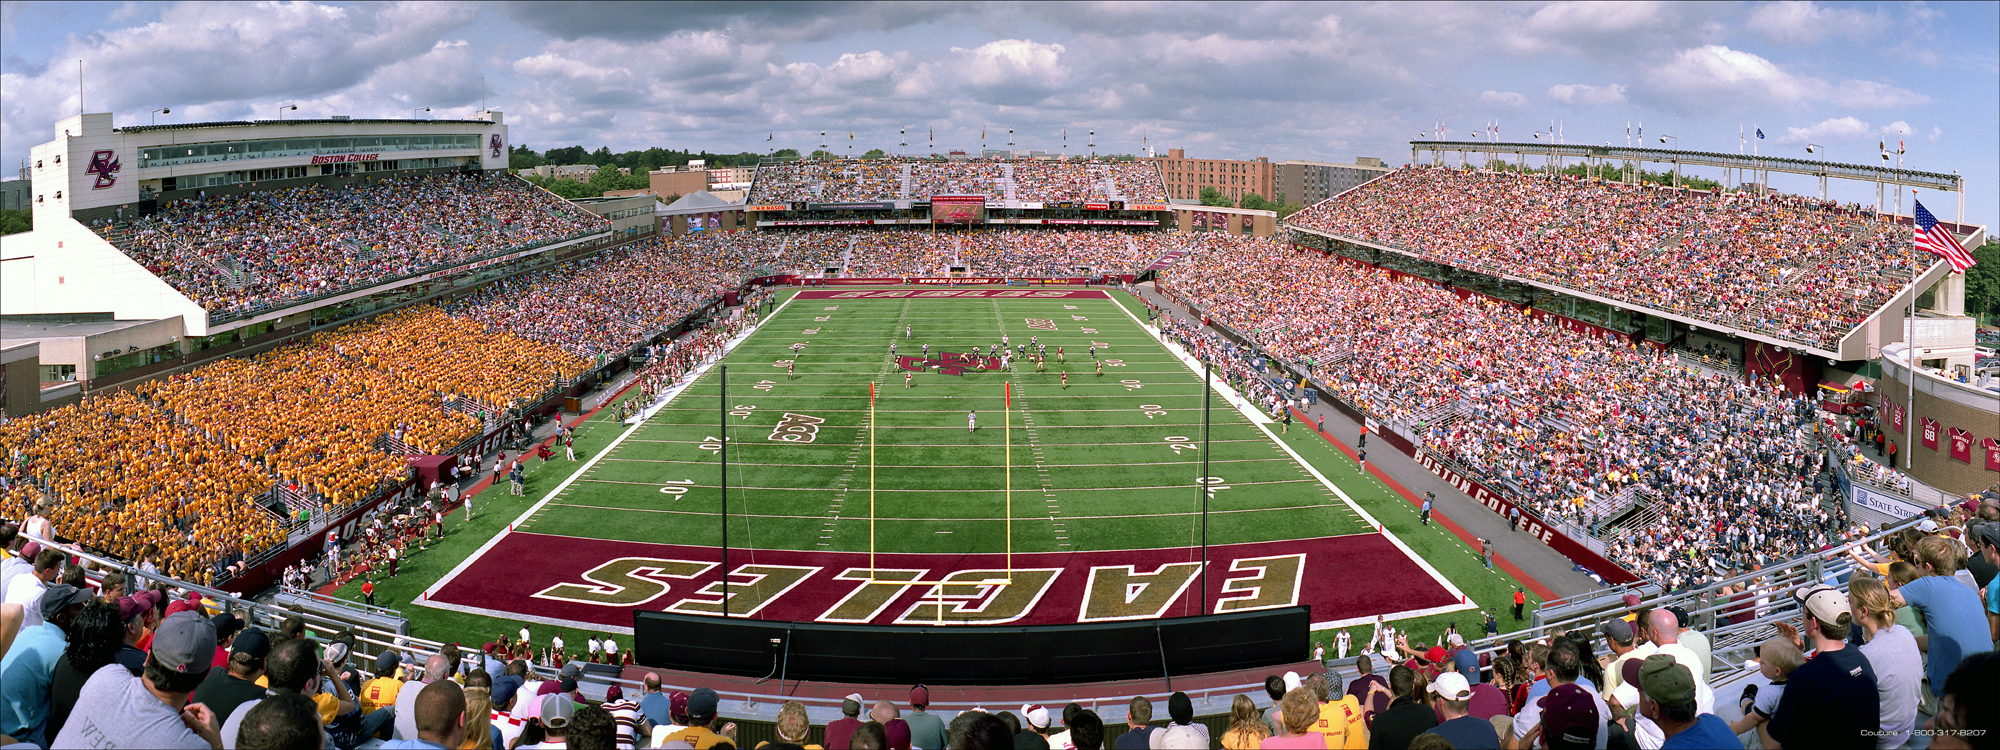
[1547, 83, 1627, 105]
[954, 39, 1067, 88]
[1745, 1, 1881, 45]
[1478, 90, 1528, 107]
[1773, 116, 1873, 145]
[1647, 45, 1928, 111]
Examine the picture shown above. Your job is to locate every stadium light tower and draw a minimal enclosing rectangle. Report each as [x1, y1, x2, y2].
[150, 107, 171, 125]
[1660, 136, 1681, 188]
[277, 103, 298, 120]
[1806, 144, 1828, 199]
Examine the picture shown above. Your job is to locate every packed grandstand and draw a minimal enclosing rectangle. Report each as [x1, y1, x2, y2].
[4, 154, 1996, 750]
[747, 156, 1170, 204]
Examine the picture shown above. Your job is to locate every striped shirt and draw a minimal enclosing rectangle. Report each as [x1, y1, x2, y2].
[602, 698, 643, 749]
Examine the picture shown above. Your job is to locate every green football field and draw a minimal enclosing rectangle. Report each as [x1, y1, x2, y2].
[521, 289, 1373, 554]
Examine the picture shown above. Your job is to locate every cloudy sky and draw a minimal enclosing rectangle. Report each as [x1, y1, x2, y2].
[3, 1, 1995, 226]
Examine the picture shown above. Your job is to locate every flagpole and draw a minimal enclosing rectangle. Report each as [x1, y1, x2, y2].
[1907, 190, 1916, 472]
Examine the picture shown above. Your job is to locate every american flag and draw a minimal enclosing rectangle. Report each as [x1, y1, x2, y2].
[1913, 200, 1976, 272]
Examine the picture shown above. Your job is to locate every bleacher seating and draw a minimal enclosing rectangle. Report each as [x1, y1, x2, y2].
[748, 157, 1167, 204]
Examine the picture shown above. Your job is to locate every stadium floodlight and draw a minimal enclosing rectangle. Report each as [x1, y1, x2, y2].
[278, 104, 298, 120]
[414, 107, 431, 118]
[1659, 135, 1678, 148]
[150, 107, 171, 125]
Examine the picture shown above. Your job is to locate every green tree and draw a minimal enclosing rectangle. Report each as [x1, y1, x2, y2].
[509, 144, 542, 170]
[545, 146, 587, 165]
[1239, 193, 1274, 212]
[862, 148, 887, 159]
[1198, 186, 1233, 207]
[0, 209, 31, 236]
[810, 149, 834, 159]
[1278, 203, 1305, 219]
[1964, 240, 2000, 325]
[772, 149, 800, 159]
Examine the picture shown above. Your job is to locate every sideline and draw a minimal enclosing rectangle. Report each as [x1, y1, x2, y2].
[417, 292, 797, 603]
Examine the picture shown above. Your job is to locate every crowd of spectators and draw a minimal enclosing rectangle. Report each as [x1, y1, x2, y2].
[748, 157, 1167, 204]
[1286, 166, 1926, 350]
[97, 173, 605, 316]
[1164, 236, 1847, 589]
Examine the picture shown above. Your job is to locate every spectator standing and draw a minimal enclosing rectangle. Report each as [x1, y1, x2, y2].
[1846, 576, 1922, 749]
[189, 627, 272, 726]
[4, 546, 64, 629]
[1367, 665, 1437, 750]
[1419, 672, 1498, 749]
[1889, 536, 1990, 701]
[1114, 695, 1156, 749]
[1767, 585, 1878, 750]
[1596, 619, 1651, 701]
[50, 609, 221, 749]
[1307, 673, 1365, 749]
[0, 583, 93, 745]
[1346, 656, 1392, 729]
[907, 685, 946, 750]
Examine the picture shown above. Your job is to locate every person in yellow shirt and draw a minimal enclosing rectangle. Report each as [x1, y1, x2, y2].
[661, 688, 738, 749]
[359, 651, 404, 716]
[1309, 672, 1368, 749]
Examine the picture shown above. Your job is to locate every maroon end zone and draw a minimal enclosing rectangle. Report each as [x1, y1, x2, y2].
[791, 289, 1113, 299]
[419, 531, 1469, 634]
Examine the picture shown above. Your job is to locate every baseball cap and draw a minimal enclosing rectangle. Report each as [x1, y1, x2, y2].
[165, 598, 202, 618]
[1638, 654, 1697, 707]
[38, 584, 93, 623]
[1282, 670, 1302, 692]
[1446, 632, 1466, 647]
[1425, 646, 1447, 664]
[1666, 606, 1691, 629]
[688, 687, 719, 719]
[232, 628, 273, 659]
[1611, 657, 1645, 708]
[669, 691, 690, 724]
[560, 661, 584, 679]
[1538, 683, 1601, 745]
[910, 684, 930, 708]
[559, 677, 577, 694]
[375, 650, 400, 674]
[1792, 583, 1850, 623]
[152, 610, 218, 674]
[1430, 671, 1472, 701]
[605, 684, 624, 701]
[843, 693, 864, 716]
[19, 541, 40, 560]
[1597, 618, 1634, 645]
[212, 612, 245, 640]
[1968, 521, 2000, 547]
[1021, 704, 1050, 730]
[115, 593, 153, 623]
[1917, 518, 1940, 532]
[541, 694, 575, 729]
[492, 674, 523, 709]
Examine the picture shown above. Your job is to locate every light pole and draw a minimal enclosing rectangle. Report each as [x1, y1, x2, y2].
[1659, 136, 1680, 187]
[150, 107, 171, 125]
[1534, 131, 1556, 174]
[413, 107, 431, 118]
[277, 104, 298, 120]
[1806, 144, 1827, 199]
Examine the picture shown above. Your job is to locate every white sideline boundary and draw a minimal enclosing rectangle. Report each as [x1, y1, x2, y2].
[1106, 290, 1478, 627]
[416, 292, 804, 605]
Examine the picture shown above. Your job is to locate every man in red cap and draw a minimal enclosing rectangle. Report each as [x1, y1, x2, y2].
[905, 685, 944, 750]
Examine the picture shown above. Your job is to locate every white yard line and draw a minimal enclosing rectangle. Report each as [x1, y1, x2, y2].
[417, 292, 802, 602]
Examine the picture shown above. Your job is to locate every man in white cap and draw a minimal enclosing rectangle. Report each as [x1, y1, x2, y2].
[1420, 672, 1499, 749]
[1766, 584, 1879, 750]
[1016, 704, 1053, 749]
[826, 693, 865, 750]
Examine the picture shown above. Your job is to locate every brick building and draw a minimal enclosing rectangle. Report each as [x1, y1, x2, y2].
[1145, 149, 1274, 205]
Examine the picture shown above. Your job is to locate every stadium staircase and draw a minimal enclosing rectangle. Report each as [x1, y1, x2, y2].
[898, 163, 914, 200]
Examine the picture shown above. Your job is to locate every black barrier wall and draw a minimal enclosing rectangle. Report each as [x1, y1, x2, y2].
[633, 607, 1309, 685]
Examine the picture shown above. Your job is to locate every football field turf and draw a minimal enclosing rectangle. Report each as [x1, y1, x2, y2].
[418, 288, 1475, 632]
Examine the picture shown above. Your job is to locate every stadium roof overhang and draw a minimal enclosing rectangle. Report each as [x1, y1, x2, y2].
[1410, 140, 1963, 192]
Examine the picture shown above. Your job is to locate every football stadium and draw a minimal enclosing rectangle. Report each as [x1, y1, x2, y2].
[2, 22, 1999, 750]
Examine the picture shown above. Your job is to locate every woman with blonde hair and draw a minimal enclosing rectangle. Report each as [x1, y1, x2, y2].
[1850, 576, 1923, 748]
[1220, 694, 1270, 749]
[458, 686, 495, 749]
[1260, 687, 1327, 748]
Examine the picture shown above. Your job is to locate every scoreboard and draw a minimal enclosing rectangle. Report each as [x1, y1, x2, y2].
[930, 195, 986, 225]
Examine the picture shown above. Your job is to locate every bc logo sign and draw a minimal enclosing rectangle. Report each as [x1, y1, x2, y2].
[86, 150, 120, 189]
